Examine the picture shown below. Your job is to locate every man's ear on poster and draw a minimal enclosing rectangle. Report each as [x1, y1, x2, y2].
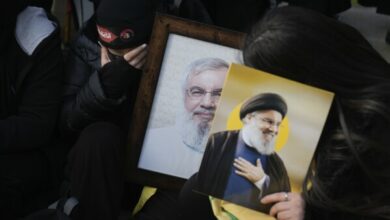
[226, 103, 289, 152]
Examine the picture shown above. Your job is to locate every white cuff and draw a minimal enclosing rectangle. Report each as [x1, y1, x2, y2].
[254, 174, 269, 190]
[255, 175, 270, 199]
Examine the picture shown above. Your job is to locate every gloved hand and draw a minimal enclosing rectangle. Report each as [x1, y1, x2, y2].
[98, 58, 140, 99]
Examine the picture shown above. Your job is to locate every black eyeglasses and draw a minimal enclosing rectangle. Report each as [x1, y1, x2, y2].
[186, 87, 222, 101]
[253, 115, 283, 129]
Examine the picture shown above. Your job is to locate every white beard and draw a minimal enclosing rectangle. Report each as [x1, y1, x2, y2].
[177, 107, 210, 153]
[242, 122, 275, 155]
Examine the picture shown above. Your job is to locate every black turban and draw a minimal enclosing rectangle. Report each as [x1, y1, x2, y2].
[240, 93, 287, 119]
[96, 0, 155, 49]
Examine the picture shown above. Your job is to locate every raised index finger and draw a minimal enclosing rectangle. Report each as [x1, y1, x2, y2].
[100, 46, 110, 66]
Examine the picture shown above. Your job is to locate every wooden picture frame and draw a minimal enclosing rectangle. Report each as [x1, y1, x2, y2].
[125, 13, 245, 190]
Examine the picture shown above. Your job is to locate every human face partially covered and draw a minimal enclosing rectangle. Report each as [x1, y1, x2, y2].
[184, 67, 228, 127]
[243, 110, 283, 155]
[100, 44, 147, 69]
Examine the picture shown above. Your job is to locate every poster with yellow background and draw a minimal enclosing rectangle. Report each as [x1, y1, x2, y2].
[198, 63, 334, 217]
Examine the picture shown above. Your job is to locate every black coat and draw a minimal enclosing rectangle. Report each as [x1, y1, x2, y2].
[0, 8, 63, 153]
[60, 18, 142, 140]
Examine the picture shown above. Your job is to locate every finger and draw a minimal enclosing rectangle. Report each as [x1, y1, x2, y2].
[256, 158, 263, 168]
[275, 210, 290, 220]
[236, 157, 253, 167]
[237, 157, 250, 163]
[100, 46, 110, 66]
[269, 201, 289, 217]
[124, 44, 147, 61]
[133, 57, 146, 69]
[235, 170, 249, 178]
[129, 49, 148, 67]
[261, 192, 289, 204]
[101, 45, 108, 53]
[233, 161, 247, 172]
[233, 158, 247, 168]
[240, 157, 256, 167]
[234, 159, 252, 171]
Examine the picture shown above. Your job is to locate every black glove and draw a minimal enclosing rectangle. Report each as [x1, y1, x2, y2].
[98, 58, 141, 99]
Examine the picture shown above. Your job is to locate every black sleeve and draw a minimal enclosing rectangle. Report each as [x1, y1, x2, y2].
[196, 134, 215, 192]
[179, 174, 217, 220]
[60, 45, 141, 137]
[197, 132, 229, 196]
[99, 58, 138, 99]
[0, 29, 63, 152]
[262, 154, 291, 197]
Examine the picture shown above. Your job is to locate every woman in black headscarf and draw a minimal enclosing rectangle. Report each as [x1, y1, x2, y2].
[179, 6, 390, 220]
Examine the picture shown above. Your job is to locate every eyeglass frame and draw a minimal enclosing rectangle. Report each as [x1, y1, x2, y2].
[185, 86, 222, 101]
[250, 112, 284, 129]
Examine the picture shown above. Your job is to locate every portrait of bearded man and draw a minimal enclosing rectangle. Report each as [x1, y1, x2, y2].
[196, 93, 291, 213]
[139, 57, 229, 179]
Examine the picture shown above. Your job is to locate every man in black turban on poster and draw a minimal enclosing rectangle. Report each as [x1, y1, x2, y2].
[196, 93, 291, 213]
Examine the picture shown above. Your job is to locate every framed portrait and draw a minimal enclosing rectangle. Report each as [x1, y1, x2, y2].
[195, 64, 334, 216]
[125, 13, 245, 189]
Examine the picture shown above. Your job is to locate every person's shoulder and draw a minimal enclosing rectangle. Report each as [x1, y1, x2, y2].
[15, 6, 58, 56]
[211, 130, 239, 139]
[70, 16, 100, 57]
[269, 152, 285, 164]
